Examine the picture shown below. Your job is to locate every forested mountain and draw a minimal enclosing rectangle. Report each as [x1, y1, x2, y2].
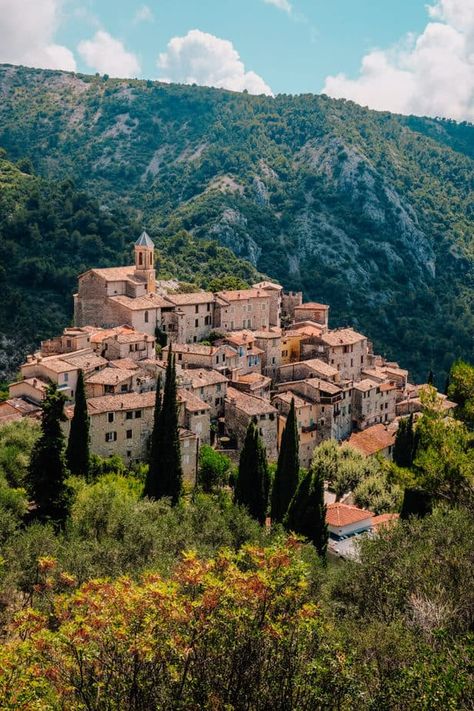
[0, 63, 473, 382]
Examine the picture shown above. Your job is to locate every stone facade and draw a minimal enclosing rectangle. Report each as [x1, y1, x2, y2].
[352, 380, 398, 430]
[293, 302, 329, 328]
[314, 329, 370, 381]
[163, 343, 239, 375]
[273, 392, 319, 469]
[252, 328, 282, 379]
[214, 290, 271, 332]
[224, 386, 278, 461]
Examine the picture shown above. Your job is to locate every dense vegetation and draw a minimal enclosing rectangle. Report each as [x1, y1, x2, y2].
[0, 64, 473, 382]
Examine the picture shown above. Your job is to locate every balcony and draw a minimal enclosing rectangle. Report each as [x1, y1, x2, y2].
[302, 423, 317, 433]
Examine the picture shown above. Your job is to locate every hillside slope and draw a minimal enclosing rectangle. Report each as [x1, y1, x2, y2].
[0, 64, 473, 382]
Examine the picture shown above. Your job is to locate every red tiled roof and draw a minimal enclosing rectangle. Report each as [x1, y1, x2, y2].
[326, 503, 373, 527]
[348, 424, 396, 456]
[372, 513, 399, 529]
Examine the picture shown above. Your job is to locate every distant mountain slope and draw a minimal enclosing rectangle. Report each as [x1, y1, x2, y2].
[0, 64, 473, 382]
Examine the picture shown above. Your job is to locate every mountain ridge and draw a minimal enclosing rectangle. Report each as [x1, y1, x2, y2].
[0, 63, 473, 382]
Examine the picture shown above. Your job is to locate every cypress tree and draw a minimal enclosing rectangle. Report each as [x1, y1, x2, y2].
[271, 398, 300, 523]
[285, 462, 328, 559]
[234, 420, 269, 524]
[27, 383, 71, 527]
[144, 348, 182, 504]
[400, 487, 432, 519]
[427, 369, 435, 386]
[66, 369, 89, 478]
[144, 375, 162, 498]
[444, 374, 451, 396]
[393, 414, 415, 468]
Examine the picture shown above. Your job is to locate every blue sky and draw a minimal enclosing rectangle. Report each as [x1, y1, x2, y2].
[1, 0, 473, 120]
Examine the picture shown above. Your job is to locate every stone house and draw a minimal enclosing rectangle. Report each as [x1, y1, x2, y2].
[64, 390, 198, 484]
[252, 328, 282, 378]
[313, 328, 370, 381]
[273, 391, 319, 469]
[185, 369, 229, 419]
[177, 388, 211, 445]
[281, 290, 303, 324]
[0, 397, 42, 425]
[275, 378, 352, 442]
[277, 358, 340, 384]
[40, 327, 94, 356]
[225, 386, 278, 461]
[352, 379, 398, 430]
[91, 326, 156, 361]
[348, 423, 397, 459]
[163, 343, 239, 376]
[221, 331, 263, 376]
[9, 377, 49, 405]
[162, 292, 215, 343]
[252, 281, 283, 327]
[84, 367, 152, 399]
[214, 289, 271, 332]
[20, 350, 108, 400]
[233, 373, 272, 400]
[293, 302, 329, 328]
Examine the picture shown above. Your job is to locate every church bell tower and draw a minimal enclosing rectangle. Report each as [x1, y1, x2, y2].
[134, 230, 156, 294]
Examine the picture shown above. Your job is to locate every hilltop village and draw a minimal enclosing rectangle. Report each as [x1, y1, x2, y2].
[2, 232, 455, 485]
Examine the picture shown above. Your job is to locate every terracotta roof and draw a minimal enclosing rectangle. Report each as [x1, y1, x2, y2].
[353, 379, 378, 392]
[252, 327, 282, 339]
[85, 390, 157, 415]
[238, 372, 271, 385]
[379, 382, 397, 392]
[224, 330, 255, 346]
[108, 359, 141, 371]
[90, 325, 136, 344]
[85, 367, 138, 385]
[372, 513, 399, 529]
[178, 388, 210, 412]
[22, 356, 78, 374]
[87, 266, 135, 281]
[165, 291, 214, 306]
[4, 398, 41, 416]
[108, 294, 171, 310]
[273, 392, 309, 409]
[217, 289, 269, 302]
[348, 424, 396, 456]
[280, 358, 338, 378]
[62, 353, 108, 371]
[252, 281, 283, 291]
[295, 302, 329, 310]
[326, 503, 373, 527]
[166, 343, 216, 356]
[10, 377, 49, 392]
[320, 328, 366, 346]
[190, 369, 228, 387]
[226, 386, 277, 416]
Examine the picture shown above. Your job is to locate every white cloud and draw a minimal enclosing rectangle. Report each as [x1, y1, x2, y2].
[78, 31, 140, 78]
[133, 5, 154, 24]
[322, 0, 474, 121]
[157, 29, 273, 95]
[263, 0, 292, 13]
[0, 0, 76, 70]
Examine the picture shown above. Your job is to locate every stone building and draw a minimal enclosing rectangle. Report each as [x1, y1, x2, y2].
[352, 379, 398, 430]
[185, 369, 229, 419]
[91, 326, 156, 361]
[221, 331, 263, 376]
[252, 328, 282, 379]
[293, 302, 329, 329]
[313, 328, 370, 381]
[348, 423, 397, 459]
[214, 289, 272, 332]
[20, 350, 108, 400]
[163, 343, 239, 376]
[64, 390, 199, 484]
[224, 386, 278, 461]
[252, 281, 283, 327]
[277, 358, 340, 384]
[162, 292, 215, 343]
[40, 327, 94, 356]
[177, 388, 211, 445]
[84, 367, 152, 399]
[281, 290, 303, 324]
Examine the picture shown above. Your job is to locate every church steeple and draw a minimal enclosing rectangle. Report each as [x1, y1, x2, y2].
[134, 230, 156, 293]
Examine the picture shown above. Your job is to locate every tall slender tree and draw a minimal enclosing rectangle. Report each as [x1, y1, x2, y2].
[285, 462, 328, 559]
[144, 349, 182, 504]
[393, 413, 415, 468]
[427, 369, 435, 386]
[66, 369, 89, 478]
[27, 383, 71, 527]
[271, 398, 300, 523]
[234, 421, 269, 524]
